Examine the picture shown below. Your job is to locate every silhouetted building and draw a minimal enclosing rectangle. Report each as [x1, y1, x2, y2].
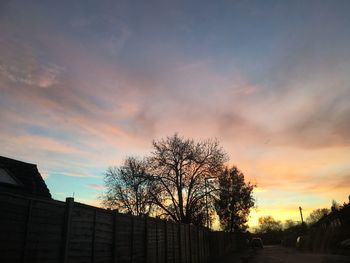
[0, 156, 51, 198]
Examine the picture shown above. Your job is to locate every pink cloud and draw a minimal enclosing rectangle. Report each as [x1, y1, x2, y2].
[87, 184, 105, 190]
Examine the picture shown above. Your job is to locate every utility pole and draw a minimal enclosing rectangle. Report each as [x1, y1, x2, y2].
[299, 206, 304, 223]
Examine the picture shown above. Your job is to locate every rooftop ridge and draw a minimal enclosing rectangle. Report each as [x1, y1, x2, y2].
[0, 155, 37, 166]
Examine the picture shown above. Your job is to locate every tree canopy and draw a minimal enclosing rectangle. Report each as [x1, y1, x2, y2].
[102, 157, 154, 216]
[215, 166, 255, 232]
[306, 208, 330, 225]
[256, 216, 283, 233]
[147, 134, 228, 225]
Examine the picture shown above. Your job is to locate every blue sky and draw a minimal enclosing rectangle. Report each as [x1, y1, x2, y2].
[1, 0, 350, 226]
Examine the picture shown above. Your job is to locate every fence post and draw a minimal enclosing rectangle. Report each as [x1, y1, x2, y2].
[178, 224, 182, 263]
[156, 220, 159, 263]
[188, 225, 192, 263]
[205, 229, 208, 261]
[21, 199, 33, 263]
[164, 221, 168, 263]
[112, 212, 118, 263]
[91, 209, 97, 263]
[144, 216, 148, 263]
[62, 197, 74, 263]
[172, 223, 175, 263]
[186, 225, 189, 263]
[130, 216, 134, 263]
[197, 229, 200, 263]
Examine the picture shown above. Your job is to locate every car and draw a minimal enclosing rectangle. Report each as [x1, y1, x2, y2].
[296, 235, 307, 250]
[251, 237, 264, 249]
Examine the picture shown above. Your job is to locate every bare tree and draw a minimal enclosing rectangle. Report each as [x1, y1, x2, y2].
[147, 134, 228, 225]
[306, 208, 330, 225]
[102, 157, 154, 216]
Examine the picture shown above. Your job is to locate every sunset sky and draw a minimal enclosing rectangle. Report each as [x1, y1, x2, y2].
[1, 0, 349, 228]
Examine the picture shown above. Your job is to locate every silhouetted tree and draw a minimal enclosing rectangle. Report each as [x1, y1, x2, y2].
[256, 216, 282, 233]
[103, 157, 154, 216]
[215, 166, 255, 232]
[306, 208, 330, 225]
[147, 134, 228, 225]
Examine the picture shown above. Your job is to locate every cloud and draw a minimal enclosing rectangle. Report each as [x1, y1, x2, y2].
[14, 135, 83, 155]
[87, 184, 105, 190]
[303, 173, 350, 194]
[285, 102, 350, 148]
[60, 172, 90, 178]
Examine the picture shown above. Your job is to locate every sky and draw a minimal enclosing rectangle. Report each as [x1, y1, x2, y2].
[1, 0, 350, 228]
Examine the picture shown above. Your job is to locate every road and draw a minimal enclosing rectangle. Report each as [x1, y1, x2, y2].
[219, 246, 350, 263]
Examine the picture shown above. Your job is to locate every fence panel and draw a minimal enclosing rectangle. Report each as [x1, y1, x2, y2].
[94, 210, 114, 263]
[0, 194, 30, 262]
[68, 204, 95, 263]
[26, 200, 66, 263]
[115, 214, 132, 263]
[0, 193, 239, 263]
[133, 216, 145, 263]
[146, 218, 157, 263]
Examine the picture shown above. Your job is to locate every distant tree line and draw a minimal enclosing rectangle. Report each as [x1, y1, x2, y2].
[254, 198, 349, 246]
[102, 134, 255, 231]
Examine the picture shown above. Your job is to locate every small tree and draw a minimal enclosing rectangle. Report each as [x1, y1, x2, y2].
[215, 166, 255, 232]
[306, 208, 330, 225]
[256, 216, 282, 233]
[102, 157, 154, 216]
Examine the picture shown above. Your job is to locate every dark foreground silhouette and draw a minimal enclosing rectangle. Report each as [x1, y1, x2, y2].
[216, 245, 350, 263]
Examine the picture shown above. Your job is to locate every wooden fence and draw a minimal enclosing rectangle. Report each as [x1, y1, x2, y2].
[281, 204, 350, 255]
[301, 205, 350, 253]
[0, 192, 238, 263]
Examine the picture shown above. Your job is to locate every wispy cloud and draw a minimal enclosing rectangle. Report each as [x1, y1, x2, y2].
[87, 184, 105, 190]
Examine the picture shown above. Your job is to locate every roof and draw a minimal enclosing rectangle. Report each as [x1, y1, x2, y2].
[0, 156, 51, 198]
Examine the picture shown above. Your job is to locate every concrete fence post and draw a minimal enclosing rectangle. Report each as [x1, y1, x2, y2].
[21, 199, 33, 263]
[164, 221, 168, 263]
[188, 225, 192, 263]
[144, 216, 148, 263]
[178, 224, 182, 263]
[172, 223, 175, 263]
[112, 212, 118, 263]
[156, 220, 159, 263]
[62, 197, 74, 263]
[91, 209, 97, 263]
[130, 216, 134, 263]
[196, 229, 200, 263]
